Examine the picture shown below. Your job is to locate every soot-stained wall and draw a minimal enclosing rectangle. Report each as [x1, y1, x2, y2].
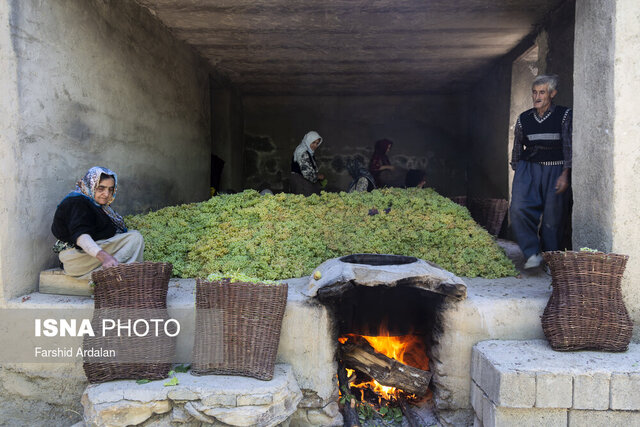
[242, 95, 468, 197]
[0, 0, 211, 300]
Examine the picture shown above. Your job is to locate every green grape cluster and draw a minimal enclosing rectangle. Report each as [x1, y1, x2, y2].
[126, 188, 517, 281]
[205, 271, 281, 285]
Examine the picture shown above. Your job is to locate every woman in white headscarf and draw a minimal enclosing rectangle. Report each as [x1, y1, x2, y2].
[290, 131, 324, 196]
[51, 166, 144, 279]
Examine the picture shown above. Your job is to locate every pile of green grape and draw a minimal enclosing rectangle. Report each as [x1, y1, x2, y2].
[126, 188, 517, 280]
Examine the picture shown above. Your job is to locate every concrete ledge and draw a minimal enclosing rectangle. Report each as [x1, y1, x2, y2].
[471, 339, 640, 426]
[8, 276, 339, 425]
[432, 273, 551, 419]
[15, 265, 557, 427]
[39, 268, 92, 296]
[81, 364, 303, 427]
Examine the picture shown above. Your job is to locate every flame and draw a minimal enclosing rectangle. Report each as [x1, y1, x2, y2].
[341, 330, 430, 403]
[361, 334, 429, 371]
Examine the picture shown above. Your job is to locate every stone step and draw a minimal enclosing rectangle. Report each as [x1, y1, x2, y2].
[471, 340, 640, 427]
[81, 364, 303, 427]
[39, 268, 92, 296]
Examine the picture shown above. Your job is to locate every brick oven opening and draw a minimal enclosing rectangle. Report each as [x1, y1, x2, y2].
[315, 254, 455, 424]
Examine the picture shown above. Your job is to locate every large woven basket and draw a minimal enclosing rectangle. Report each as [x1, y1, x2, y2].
[192, 279, 288, 380]
[541, 251, 632, 351]
[468, 198, 508, 236]
[83, 262, 175, 383]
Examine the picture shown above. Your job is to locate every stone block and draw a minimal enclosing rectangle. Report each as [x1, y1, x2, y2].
[478, 364, 535, 408]
[306, 408, 343, 426]
[200, 393, 237, 407]
[204, 405, 270, 426]
[610, 372, 640, 410]
[277, 279, 338, 404]
[470, 380, 485, 417]
[206, 389, 302, 427]
[81, 364, 301, 426]
[167, 388, 199, 401]
[237, 392, 273, 406]
[184, 401, 215, 423]
[170, 406, 192, 423]
[573, 372, 610, 410]
[482, 398, 567, 427]
[473, 340, 640, 415]
[568, 409, 640, 426]
[152, 400, 171, 414]
[535, 372, 572, 408]
[473, 343, 537, 408]
[39, 268, 92, 297]
[288, 409, 310, 426]
[322, 401, 340, 418]
[85, 400, 167, 427]
[298, 389, 324, 408]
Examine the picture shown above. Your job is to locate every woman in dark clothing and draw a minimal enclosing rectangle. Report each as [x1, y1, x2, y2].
[346, 158, 376, 192]
[369, 139, 395, 186]
[290, 131, 324, 196]
[51, 166, 144, 278]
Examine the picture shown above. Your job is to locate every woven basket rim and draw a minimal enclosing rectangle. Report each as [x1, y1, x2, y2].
[92, 261, 173, 283]
[543, 250, 629, 260]
[196, 278, 288, 286]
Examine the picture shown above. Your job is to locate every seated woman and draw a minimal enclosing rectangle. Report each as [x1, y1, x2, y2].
[368, 139, 395, 187]
[51, 166, 144, 279]
[290, 131, 324, 196]
[346, 158, 376, 192]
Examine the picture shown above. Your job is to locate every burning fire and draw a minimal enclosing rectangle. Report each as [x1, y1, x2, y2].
[340, 330, 430, 403]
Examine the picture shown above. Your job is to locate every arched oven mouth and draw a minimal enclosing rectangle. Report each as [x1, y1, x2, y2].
[339, 253, 418, 266]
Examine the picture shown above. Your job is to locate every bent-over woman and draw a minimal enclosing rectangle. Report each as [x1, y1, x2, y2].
[51, 166, 144, 279]
[346, 158, 376, 192]
[290, 130, 324, 196]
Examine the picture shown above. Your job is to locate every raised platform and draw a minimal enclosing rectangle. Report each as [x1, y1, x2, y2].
[471, 340, 640, 427]
[39, 268, 92, 296]
[82, 364, 303, 427]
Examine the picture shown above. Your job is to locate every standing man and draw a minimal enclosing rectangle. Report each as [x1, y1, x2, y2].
[510, 74, 572, 269]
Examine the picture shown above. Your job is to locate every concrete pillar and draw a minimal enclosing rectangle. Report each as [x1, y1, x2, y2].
[0, 1, 22, 304]
[573, 0, 640, 335]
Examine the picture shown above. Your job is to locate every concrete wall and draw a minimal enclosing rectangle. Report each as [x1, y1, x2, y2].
[467, 0, 575, 200]
[242, 95, 468, 196]
[211, 80, 245, 192]
[0, 0, 211, 301]
[574, 0, 640, 336]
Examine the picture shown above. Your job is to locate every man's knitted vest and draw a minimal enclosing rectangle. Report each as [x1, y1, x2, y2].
[519, 105, 569, 163]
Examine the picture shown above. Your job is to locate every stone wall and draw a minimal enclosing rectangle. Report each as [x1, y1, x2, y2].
[242, 95, 468, 197]
[573, 0, 640, 337]
[0, 0, 211, 300]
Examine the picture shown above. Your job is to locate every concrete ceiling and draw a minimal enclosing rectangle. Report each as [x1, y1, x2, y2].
[135, 0, 566, 95]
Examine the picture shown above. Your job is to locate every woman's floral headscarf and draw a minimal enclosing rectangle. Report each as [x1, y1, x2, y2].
[74, 166, 126, 232]
[293, 131, 323, 166]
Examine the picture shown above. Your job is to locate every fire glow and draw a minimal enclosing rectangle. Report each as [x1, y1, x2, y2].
[340, 331, 430, 402]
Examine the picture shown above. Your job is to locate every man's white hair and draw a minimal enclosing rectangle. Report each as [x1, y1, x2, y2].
[532, 74, 559, 91]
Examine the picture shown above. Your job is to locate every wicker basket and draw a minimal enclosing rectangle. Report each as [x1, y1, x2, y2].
[83, 262, 175, 383]
[192, 279, 288, 380]
[541, 251, 633, 352]
[468, 198, 508, 236]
